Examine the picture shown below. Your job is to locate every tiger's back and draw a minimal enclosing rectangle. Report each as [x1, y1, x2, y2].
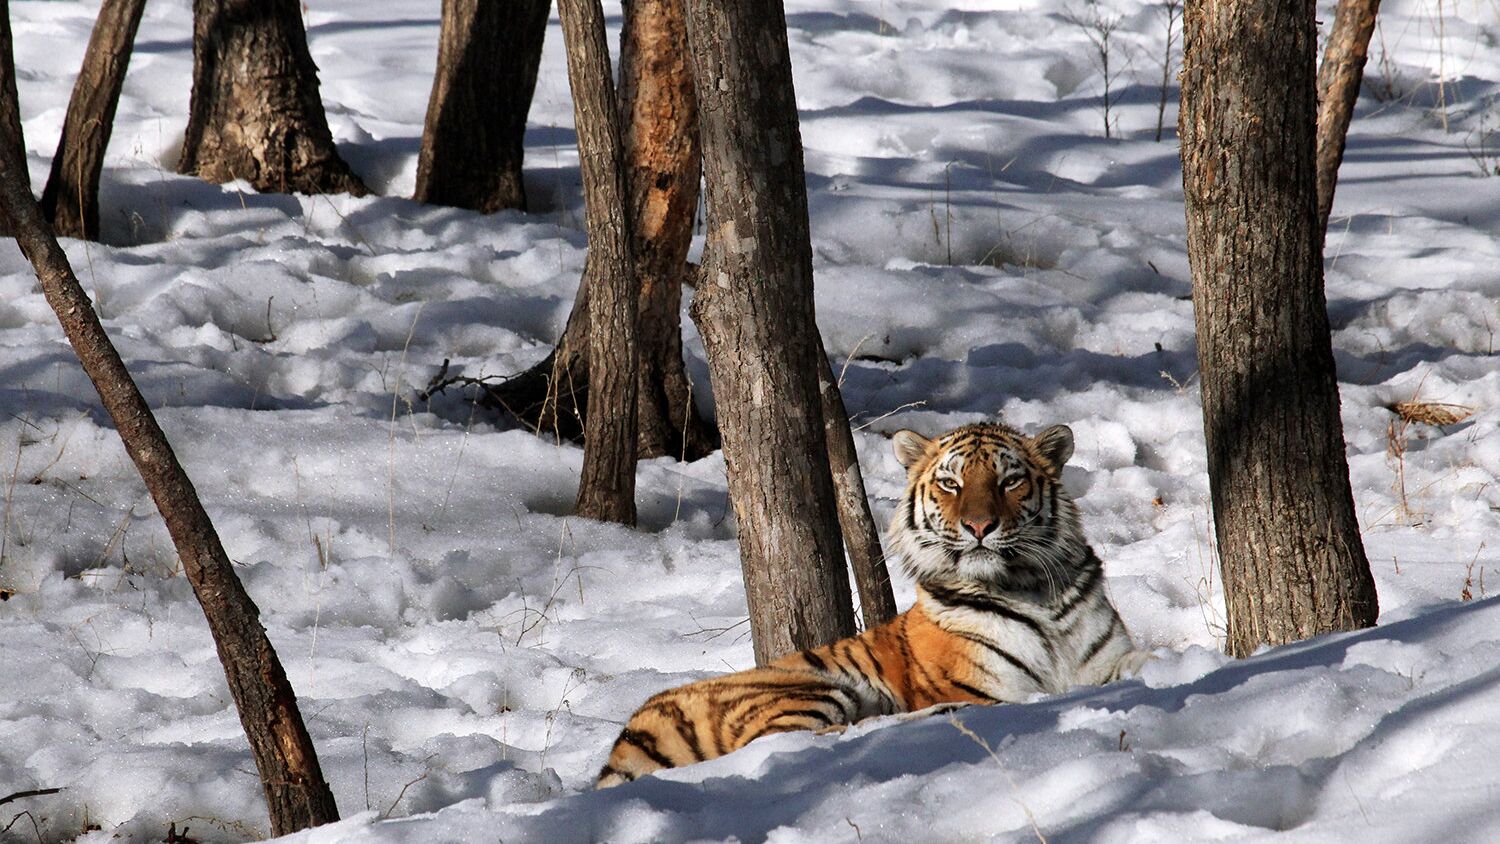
[596, 421, 1147, 788]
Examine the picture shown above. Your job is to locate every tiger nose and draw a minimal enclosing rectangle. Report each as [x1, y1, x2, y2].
[962, 516, 994, 540]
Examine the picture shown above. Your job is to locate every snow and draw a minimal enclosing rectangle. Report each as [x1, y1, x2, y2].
[3, 0, 1500, 840]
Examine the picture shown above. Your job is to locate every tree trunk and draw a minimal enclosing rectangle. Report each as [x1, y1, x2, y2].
[817, 352, 897, 629]
[1314, 0, 1381, 236]
[557, 0, 639, 525]
[38, 0, 147, 241]
[413, 0, 549, 212]
[478, 0, 716, 462]
[684, 0, 857, 664]
[179, 0, 367, 196]
[0, 30, 337, 837]
[1180, 0, 1379, 658]
[620, 0, 708, 460]
[0, 0, 24, 236]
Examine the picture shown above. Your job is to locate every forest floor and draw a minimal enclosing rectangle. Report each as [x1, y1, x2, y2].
[4, 0, 1500, 841]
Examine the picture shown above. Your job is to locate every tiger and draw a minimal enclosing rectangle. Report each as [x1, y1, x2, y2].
[595, 421, 1150, 788]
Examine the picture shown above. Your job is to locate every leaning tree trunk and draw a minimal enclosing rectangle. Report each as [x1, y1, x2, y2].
[38, 0, 147, 240]
[1180, 0, 1379, 657]
[479, 0, 716, 461]
[413, 0, 549, 212]
[684, 0, 857, 664]
[557, 0, 639, 525]
[1314, 0, 1381, 236]
[817, 354, 897, 628]
[0, 28, 337, 836]
[179, 0, 366, 196]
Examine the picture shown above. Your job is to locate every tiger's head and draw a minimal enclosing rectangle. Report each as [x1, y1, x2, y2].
[887, 422, 1086, 594]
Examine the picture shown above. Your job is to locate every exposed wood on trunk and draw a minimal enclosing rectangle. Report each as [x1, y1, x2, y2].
[1180, 0, 1379, 657]
[179, 0, 367, 196]
[557, 0, 639, 525]
[413, 0, 550, 212]
[477, 0, 715, 461]
[0, 28, 338, 835]
[817, 352, 897, 629]
[1315, 0, 1381, 236]
[684, 0, 857, 663]
[619, 0, 712, 460]
[38, 0, 146, 240]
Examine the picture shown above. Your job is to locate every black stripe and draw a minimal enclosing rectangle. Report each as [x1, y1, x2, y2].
[857, 639, 886, 682]
[1051, 554, 1103, 621]
[1079, 618, 1123, 666]
[619, 729, 675, 769]
[924, 583, 1046, 638]
[950, 678, 1000, 703]
[800, 650, 830, 672]
[770, 707, 837, 727]
[597, 764, 636, 783]
[952, 630, 1046, 688]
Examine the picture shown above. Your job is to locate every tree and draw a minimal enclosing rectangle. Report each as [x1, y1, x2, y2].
[179, 0, 366, 196]
[1315, 0, 1381, 235]
[478, 0, 716, 463]
[1180, 0, 1379, 657]
[38, 0, 147, 240]
[683, 0, 857, 663]
[0, 16, 337, 835]
[557, 0, 639, 524]
[413, 0, 550, 212]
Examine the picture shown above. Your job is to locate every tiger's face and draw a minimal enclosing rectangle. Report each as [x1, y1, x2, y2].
[888, 422, 1084, 592]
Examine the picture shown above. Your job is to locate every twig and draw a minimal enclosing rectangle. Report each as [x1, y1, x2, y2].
[0, 789, 61, 807]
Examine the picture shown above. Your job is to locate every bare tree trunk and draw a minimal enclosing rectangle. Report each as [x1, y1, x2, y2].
[557, 0, 639, 525]
[413, 0, 549, 212]
[684, 0, 857, 664]
[817, 353, 897, 629]
[619, 0, 712, 461]
[478, 0, 716, 461]
[37, 0, 146, 241]
[0, 28, 337, 836]
[0, 0, 24, 236]
[179, 0, 366, 196]
[1314, 0, 1380, 235]
[1180, 0, 1379, 658]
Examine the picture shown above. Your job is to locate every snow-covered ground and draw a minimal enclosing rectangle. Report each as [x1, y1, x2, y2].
[3, 0, 1500, 840]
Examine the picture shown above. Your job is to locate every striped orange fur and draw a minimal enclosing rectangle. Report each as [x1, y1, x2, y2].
[596, 421, 1149, 788]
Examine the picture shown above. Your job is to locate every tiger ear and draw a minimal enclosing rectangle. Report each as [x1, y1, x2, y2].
[1032, 425, 1074, 472]
[892, 430, 932, 468]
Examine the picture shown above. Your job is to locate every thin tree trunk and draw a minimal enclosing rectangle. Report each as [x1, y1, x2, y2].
[619, 0, 709, 460]
[1314, 0, 1380, 235]
[1180, 0, 1379, 658]
[179, 0, 366, 196]
[557, 0, 639, 525]
[0, 0, 24, 236]
[684, 0, 857, 664]
[413, 0, 549, 212]
[0, 29, 337, 837]
[817, 352, 897, 629]
[38, 0, 146, 241]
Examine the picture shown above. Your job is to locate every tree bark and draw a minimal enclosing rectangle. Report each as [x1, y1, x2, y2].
[684, 0, 857, 664]
[38, 0, 147, 241]
[179, 0, 366, 196]
[817, 353, 897, 629]
[0, 28, 337, 836]
[413, 0, 549, 212]
[478, 0, 716, 462]
[1180, 0, 1379, 658]
[619, 0, 708, 461]
[0, 0, 24, 236]
[557, 0, 639, 525]
[1314, 0, 1380, 236]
